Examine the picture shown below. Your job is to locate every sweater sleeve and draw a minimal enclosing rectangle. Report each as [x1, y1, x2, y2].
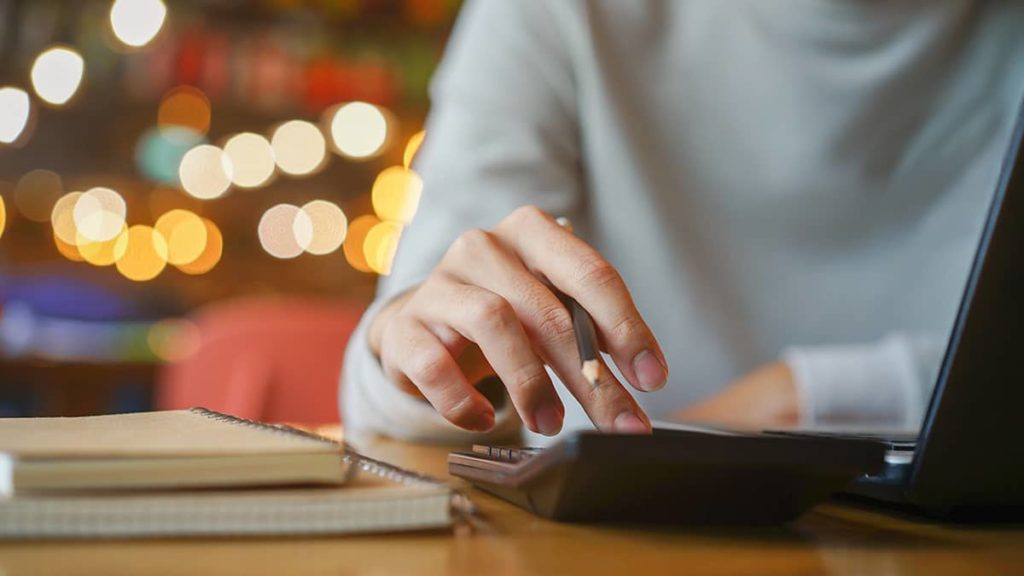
[340, 0, 584, 442]
[783, 332, 947, 428]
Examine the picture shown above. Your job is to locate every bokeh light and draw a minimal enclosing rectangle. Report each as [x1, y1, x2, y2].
[147, 318, 201, 362]
[77, 226, 129, 267]
[53, 232, 84, 262]
[176, 218, 223, 275]
[403, 130, 425, 168]
[363, 220, 403, 275]
[116, 225, 169, 281]
[0, 194, 6, 240]
[30, 47, 85, 106]
[14, 169, 63, 223]
[301, 200, 347, 255]
[343, 214, 380, 273]
[179, 144, 233, 199]
[258, 204, 313, 259]
[158, 86, 211, 136]
[0, 87, 31, 145]
[223, 132, 276, 188]
[51, 191, 83, 244]
[270, 120, 326, 176]
[73, 187, 127, 243]
[136, 126, 204, 184]
[371, 166, 423, 223]
[110, 0, 167, 48]
[155, 209, 207, 265]
[329, 101, 388, 159]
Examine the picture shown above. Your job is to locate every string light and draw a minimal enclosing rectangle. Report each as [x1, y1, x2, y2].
[300, 200, 347, 255]
[14, 169, 63, 223]
[403, 131, 425, 168]
[363, 221, 403, 275]
[371, 166, 423, 223]
[258, 203, 313, 259]
[179, 144, 233, 199]
[155, 209, 207, 265]
[116, 225, 169, 281]
[0, 87, 31, 145]
[0, 194, 6, 241]
[343, 214, 380, 273]
[176, 218, 222, 275]
[270, 120, 326, 176]
[73, 187, 127, 243]
[30, 47, 85, 106]
[110, 0, 167, 48]
[328, 101, 388, 160]
[53, 232, 84, 261]
[223, 132, 276, 188]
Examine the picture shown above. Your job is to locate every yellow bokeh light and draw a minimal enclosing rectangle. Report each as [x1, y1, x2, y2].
[343, 214, 380, 273]
[223, 132, 276, 188]
[301, 200, 347, 255]
[371, 166, 423, 224]
[30, 46, 85, 106]
[110, 0, 167, 48]
[179, 144, 233, 199]
[328, 101, 388, 160]
[363, 221, 403, 276]
[270, 120, 326, 176]
[0, 194, 6, 240]
[147, 318, 201, 362]
[176, 218, 223, 275]
[51, 191, 83, 244]
[158, 86, 211, 135]
[116, 225, 169, 281]
[0, 86, 31, 145]
[155, 209, 207, 265]
[403, 130, 425, 169]
[53, 232, 84, 261]
[14, 169, 62, 223]
[77, 226, 129, 267]
[74, 187, 127, 243]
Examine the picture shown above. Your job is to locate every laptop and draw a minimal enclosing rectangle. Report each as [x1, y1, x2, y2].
[449, 96, 1024, 523]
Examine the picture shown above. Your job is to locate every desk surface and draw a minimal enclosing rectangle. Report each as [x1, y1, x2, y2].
[1, 434, 1022, 576]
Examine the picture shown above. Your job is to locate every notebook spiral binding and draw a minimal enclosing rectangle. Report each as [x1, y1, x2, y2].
[189, 407, 477, 521]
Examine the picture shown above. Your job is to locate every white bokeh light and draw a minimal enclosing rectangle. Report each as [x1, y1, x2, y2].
[329, 102, 388, 160]
[30, 47, 85, 106]
[110, 0, 168, 48]
[0, 87, 31, 144]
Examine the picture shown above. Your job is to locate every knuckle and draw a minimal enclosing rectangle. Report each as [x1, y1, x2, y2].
[471, 293, 516, 329]
[574, 256, 623, 292]
[534, 304, 575, 345]
[609, 314, 647, 345]
[407, 350, 449, 385]
[509, 366, 551, 398]
[448, 228, 496, 260]
[508, 205, 549, 227]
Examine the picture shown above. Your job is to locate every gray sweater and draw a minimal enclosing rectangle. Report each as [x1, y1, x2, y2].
[342, 0, 1024, 443]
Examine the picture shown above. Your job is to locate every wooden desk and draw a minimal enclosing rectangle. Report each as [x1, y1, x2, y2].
[1, 436, 1022, 575]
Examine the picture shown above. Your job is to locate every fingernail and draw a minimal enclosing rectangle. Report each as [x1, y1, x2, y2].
[632, 349, 667, 391]
[468, 411, 495, 432]
[614, 411, 649, 434]
[534, 403, 563, 436]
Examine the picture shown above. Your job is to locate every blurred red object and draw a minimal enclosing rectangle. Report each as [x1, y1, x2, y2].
[156, 297, 364, 425]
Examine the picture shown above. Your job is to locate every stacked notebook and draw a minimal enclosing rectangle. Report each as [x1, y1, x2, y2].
[0, 408, 457, 538]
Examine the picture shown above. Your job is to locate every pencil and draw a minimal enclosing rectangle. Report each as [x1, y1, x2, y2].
[555, 217, 602, 386]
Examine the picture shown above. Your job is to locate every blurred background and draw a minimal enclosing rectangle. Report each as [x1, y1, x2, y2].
[0, 0, 460, 422]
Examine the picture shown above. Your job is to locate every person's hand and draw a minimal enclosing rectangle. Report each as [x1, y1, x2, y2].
[674, 361, 799, 428]
[367, 206, 668, 436]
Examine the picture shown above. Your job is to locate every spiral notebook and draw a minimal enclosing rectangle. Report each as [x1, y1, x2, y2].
[0, 409, 459, 538]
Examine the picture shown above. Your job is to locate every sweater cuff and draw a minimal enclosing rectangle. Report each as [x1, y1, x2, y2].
[782, 334, 923, 428]
[340, 297, 520, 444]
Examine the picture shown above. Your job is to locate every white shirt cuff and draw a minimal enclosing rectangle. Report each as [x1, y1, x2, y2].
[783, 334, 926, 428]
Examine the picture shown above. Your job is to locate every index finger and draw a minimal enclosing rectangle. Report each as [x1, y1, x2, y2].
[494, 206, 668, 393]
